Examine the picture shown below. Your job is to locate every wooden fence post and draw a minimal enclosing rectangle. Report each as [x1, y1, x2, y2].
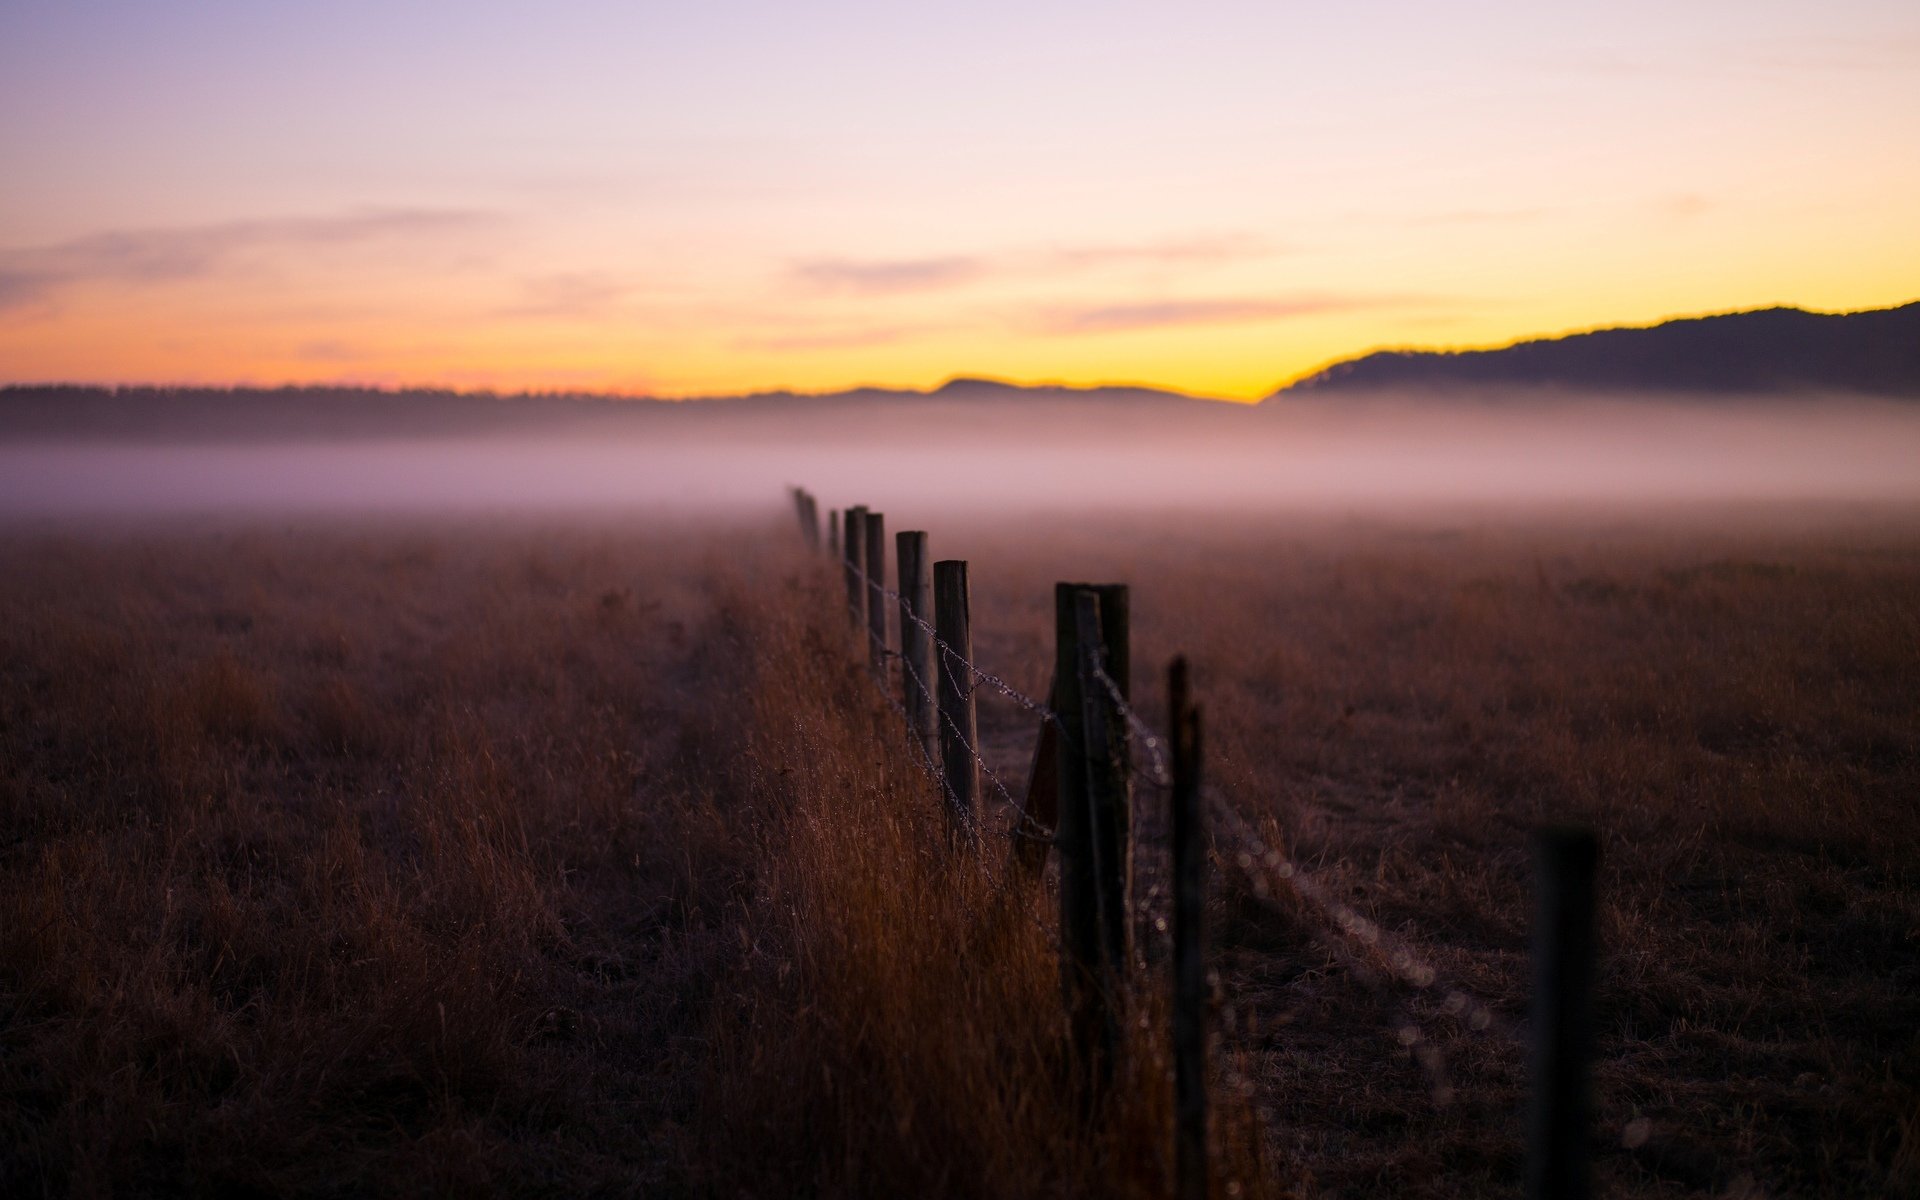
[828, 508, 839, 557]
[1529, 827, 1599, 1200]
[897, 531, 936, 771]
[1011, 677, 1059, 878]
[864, 511, 887, 677]
[842, 506, 867, 630]
[1055, 582, 1131, 1085]
[791, 487, 818, 548]
[933, 560, 978, 836]
[1074, 590, 1132, 985]
[1169, 657, 1208, 1200]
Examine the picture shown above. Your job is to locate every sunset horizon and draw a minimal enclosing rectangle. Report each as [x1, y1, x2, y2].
[5, 5, 1920, 1197]
[7, 3, 1918, 401]
[5, 294, 1915, 402]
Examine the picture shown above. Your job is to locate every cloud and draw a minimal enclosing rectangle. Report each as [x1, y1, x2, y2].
[1657, 193, 1714, 220]
[734, 325, 920, 353]
[1044, 233, 1274, 270]
[1400, 207, 1550, 228]
[1036, 293, 1419, 335]
[788, 233, 1274, 296]
[499, 272, 633, 319]
[293, 339, 364, 363]
[0, 208, 501, 312]
[792, 256, 984, 295]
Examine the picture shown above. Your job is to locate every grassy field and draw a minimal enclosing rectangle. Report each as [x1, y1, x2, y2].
[2, 506, 1917, 1197]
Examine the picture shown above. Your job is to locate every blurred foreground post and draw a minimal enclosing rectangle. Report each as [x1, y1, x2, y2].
[1169, 657, 1207, 1200]
[827, 508, 839, 556]
[933, 560, 978, 836]
[896, 531, 937, 770]
[842, 506, 867, 630]
[864, 511, 887, 677]
[1055, 582, 1131, 1087]
[1529, 827, 1599, 1200]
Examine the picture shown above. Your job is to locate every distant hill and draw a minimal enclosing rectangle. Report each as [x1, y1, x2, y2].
[0, 378, 1209, 442]
[1274, 302, 1920, 398]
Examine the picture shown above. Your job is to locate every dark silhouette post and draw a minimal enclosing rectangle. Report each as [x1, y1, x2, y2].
[842, 506, 866, 630]
[1169, 657, 1207, 1200]
[1529, 827, 1600, 1200]
[1055, 582, 1130, 1088]
[933, 560, 978, 835]
[896, 531, 936, 770]
[863, 511, 887, 676]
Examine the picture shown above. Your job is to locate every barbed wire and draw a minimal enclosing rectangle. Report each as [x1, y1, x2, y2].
[816, 516, 1682, 1163]
[1085, 658, 1173, 788]
[865, 573, 1062, 726]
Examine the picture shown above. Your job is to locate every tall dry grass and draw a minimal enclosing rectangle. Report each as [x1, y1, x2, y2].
[3, 504, 1916, 1197]
[0, 520, 756, 1196]
[0, 515, 1283, 1198]
[681, 570, 1280, 1198]
[923, 505, 1920, 1198]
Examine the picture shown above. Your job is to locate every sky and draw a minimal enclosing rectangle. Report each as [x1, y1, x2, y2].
[1, 0, 1916, 400]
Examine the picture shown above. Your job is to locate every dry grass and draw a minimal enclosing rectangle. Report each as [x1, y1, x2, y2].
[2, 504, 1916, 1197]
[933, 504, 1920, 1199]
[0, 515, 1280, 1199]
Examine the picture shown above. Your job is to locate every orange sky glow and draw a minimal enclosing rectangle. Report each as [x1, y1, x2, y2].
[2, 2, 1917, 401]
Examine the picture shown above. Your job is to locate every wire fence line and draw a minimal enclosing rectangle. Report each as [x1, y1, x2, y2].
[797, 489, 1611, 1200]
[848, 541, 1517, 1069]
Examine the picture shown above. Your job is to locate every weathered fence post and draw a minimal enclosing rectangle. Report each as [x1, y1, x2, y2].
[864, 510, 887, 676]
[842, 506, 867, 630]
[1529, 827, 1599, 1200]
[1169, 656, 1208, 1200]
[1011, 679, 1059, 878]
[791, 487, 818, 548]
[1055, 582, 1131, 1086]
[897, 531, 936, 770]
[1074, 590, 1132, 982]
[827, 507, 839, 556]
[933, 560, 978, 836]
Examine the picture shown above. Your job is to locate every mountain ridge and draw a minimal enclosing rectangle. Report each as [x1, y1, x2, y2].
[1272, 301, 1920, 398]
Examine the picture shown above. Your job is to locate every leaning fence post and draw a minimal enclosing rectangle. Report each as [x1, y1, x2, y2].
[842, 506, 867, 630]
[1169, 657, 1208, 1200]
[897, 531, 936, 770]
[1529, 827, 1599, 1200]
[864, 510, 887, 677]
[933, 560, 978, 836]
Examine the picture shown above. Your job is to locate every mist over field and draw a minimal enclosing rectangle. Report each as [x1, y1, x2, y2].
[4, 391, 1919, 516]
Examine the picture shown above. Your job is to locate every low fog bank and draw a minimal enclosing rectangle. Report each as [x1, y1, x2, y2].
[3, 392, 1917, 518]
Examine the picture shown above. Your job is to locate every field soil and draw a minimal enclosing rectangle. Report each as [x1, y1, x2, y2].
[2, 505, 1917, 1198]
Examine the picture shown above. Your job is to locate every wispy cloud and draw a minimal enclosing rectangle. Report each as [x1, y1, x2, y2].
[734, 325, 923, 353]
[791, 256, 985, 295]
[788, 233, 1276, 296]
[293, 339, 365, 363]
[499, 272, 633, 319]
[1036, 293, 1420, 335]
[0, 208, 501, 312]
[1399, 207, 1550, 228]
[1044, 233, 1273, 270]
[1656, 193, 1714, 220]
